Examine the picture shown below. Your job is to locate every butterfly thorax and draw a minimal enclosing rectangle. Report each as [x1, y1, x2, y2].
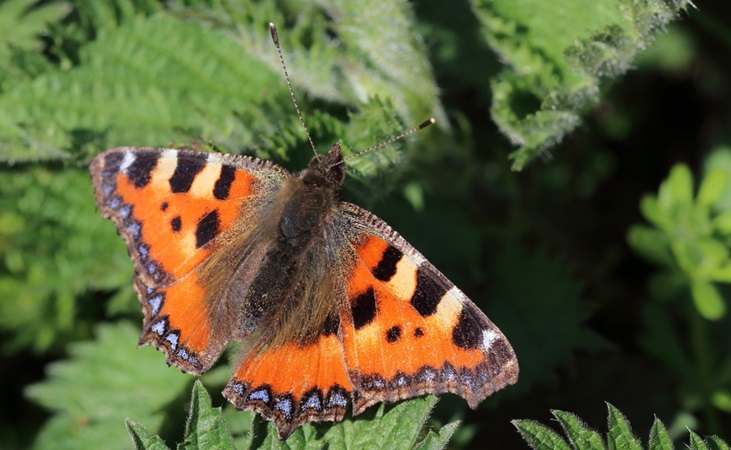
[239, 143, 346, 347]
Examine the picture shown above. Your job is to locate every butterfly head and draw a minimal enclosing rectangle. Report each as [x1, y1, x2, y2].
[301, 143, 345, 188]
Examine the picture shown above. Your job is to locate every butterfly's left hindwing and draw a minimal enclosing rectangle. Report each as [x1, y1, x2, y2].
[90, 147, 288, 374]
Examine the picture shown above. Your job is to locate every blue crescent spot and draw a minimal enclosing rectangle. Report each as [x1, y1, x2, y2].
[109, 197, 120, 208]
[165, 333, 179, 350]
[137, 244, 149, 259]
[303, 393, 322, 410]
[419, 367, 436, 382]
[328, 392, 347, 408]
[460, 372, 475, 389]
[442, 366, 457, 381]
[128, 221, 141, 238]
[274, 397, 293, 417]
[148, 295, 163, 315]
[151, 321, 165, 335]
[248, 389, 270, 403]
[102, 184, 114, 197]
[119, 205, 131, 218]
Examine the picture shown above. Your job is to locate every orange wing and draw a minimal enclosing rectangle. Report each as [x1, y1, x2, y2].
[222, 203, 518, 440]
[223, 314, 352, 439]
[90, 147, 288, 374]
[340, 204, 519, 414]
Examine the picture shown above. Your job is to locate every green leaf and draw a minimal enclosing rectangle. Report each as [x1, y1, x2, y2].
[606, 403, 642, 450]
[0, 167, 133, 353]
[647, 418, 673, 450]
[180, 381, 235, 450]
[640, 195, 668, 230]
[413, 421, 460, 450]
[711, 390, 731, 413]
[319, 0, 446, 126]
[698, 169, 728, 208]
[248, 396, 453, 449]
[660, 164, 694, 208]
[639, 304, 692, 376]
[489, 245, 606, 393]
[713, 209, 731, 235]
[517, 405, 730, 450]
[125, 419, 171, 450]
[690, 279, 726, 320]
[25, 322, 190, 449]
[627, 225, 674, 267]
[472, 0, 691, 169]
[552, 410, 604, 450]
[690, 431, 711, 450]
[0, 0, 70, 61]
[0, 15, 282, 162]
[512, 419, 572, 450]
[707, 436, 731, 450]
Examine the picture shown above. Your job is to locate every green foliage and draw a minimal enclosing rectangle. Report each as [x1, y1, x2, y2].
[0, 0, 70, 89]
[127, 382, 458, 450]
[514, 404, 729, 450]
[488, 246, 607, 393]
[0, 0, 724, 449]
[25, 322, 190, 449]
[629, 161, 731, 319]
[0, 167, 132, 353]
[472, 0, 691, 169]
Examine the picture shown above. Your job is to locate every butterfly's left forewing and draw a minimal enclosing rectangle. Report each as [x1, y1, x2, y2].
[90, 147, 288, 374]
[338, 204, 519, 414]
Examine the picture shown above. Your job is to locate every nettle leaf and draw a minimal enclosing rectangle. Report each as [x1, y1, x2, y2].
[217, 0, 444, 127]
[72, 0, 163, 31]
[513, 419, 573, 450]
[317, 0, 447, 126]
[0, 0, 70, 62]
[25, 322, 190, 450]
[180, 381, 235, 450]
[516, 404, 730, 450]
[553, 410, 604, 450]
[250, 395, 454, 449]
[0, 167, 132, 353]
[130, 384, 457, 449]
[707, 436, 731, 450]
[647, 418, 673, 450]
[125, 420, 170, 450]
[488, 245, 606, 393]
[471, 0, 691, 169]
[0, 15, 283, 163]
[606, 403, 642, 450]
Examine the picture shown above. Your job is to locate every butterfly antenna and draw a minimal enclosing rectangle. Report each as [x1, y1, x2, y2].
[332, 118, 436, 169]
[269, 22, 318, 156]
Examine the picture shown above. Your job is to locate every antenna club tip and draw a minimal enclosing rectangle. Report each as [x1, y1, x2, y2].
[269, 23, 279, 42]
[418, 118, 436, 129]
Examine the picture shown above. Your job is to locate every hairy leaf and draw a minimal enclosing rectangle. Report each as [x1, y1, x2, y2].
[472, 0, 692, 169]
[129, 384, 457, 449]
[489, 245, 606, 393]
[0, 167, 132, 353]
[26, 322, 190, 450]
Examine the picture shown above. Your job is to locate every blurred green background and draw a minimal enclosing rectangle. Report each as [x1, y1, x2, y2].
[2, 0, 731, 448]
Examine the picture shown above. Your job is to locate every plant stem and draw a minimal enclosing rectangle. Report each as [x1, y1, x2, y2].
[688, 296, 720, 434]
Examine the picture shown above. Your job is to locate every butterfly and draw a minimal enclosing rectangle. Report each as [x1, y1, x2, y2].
[88, 23, 518, 440]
